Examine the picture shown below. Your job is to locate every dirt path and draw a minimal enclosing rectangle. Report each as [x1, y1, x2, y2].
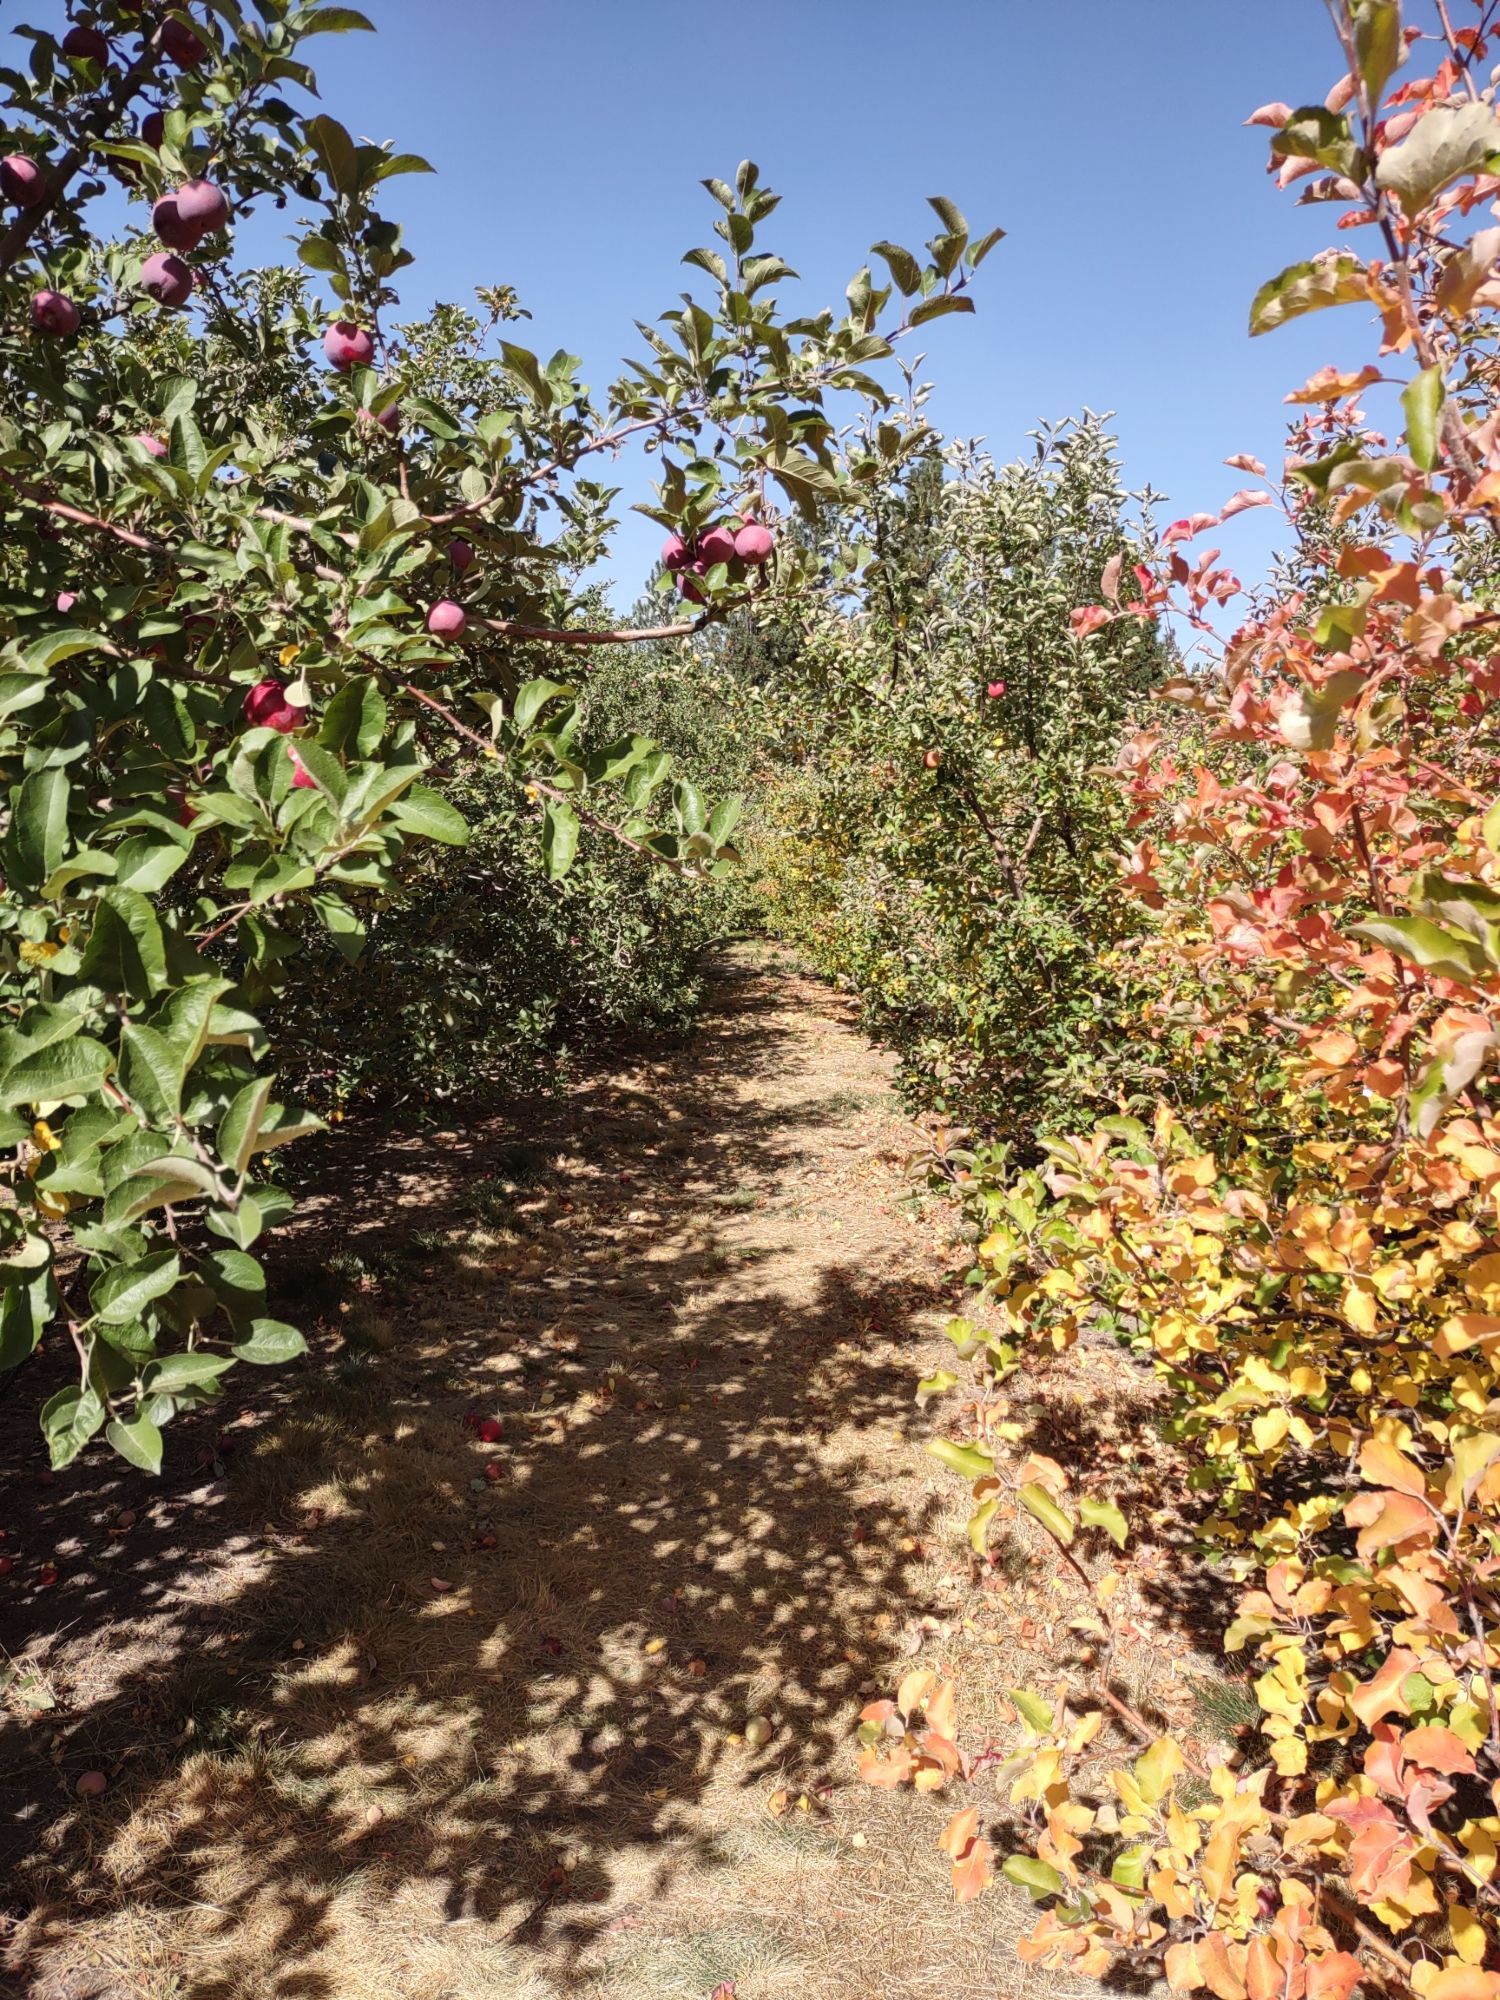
[1, 945, 1197, 2000]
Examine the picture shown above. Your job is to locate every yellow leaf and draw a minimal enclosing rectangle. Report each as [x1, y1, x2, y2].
[1449, 1907, 1487, 1966]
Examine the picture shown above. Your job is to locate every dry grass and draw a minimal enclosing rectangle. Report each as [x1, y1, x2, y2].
[1, 944, 1219, 2000]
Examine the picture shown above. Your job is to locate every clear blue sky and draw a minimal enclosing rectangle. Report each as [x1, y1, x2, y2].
[25, 0, 1372, 600]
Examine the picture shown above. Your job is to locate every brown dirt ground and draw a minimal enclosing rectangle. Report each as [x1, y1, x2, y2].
[0, 943, 1233, 2000]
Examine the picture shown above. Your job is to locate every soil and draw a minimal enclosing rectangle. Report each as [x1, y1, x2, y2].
[0, 944, 1220, 2000]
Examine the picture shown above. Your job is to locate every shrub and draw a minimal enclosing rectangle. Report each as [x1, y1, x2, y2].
[866, 9, 1500, 1998]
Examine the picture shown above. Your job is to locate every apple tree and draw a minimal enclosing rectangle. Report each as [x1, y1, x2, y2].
[0, 0, 998, 1469]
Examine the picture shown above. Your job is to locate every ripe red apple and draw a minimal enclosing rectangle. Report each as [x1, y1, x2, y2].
[287, 744, 317, 790]
[31, 290, 79, 337]
[323, 321, 374, 373]
[483, 1461, 504, 1483]
[697, 523, 737, 567]
[447, 537, 475, 572]
[141, 251, 193, 307]
[175, 177, 228, 238]
[0, 1556, 12, 1577]
[923, 747, 942, 770]
[134, 431, 168, 457]
[166, 785, 198, 826]
[56, 591, 78, 613]
[140, 111, 165, 150]
[243, 677, 305, 733]
[62, 24, 109, 63]
[427, 600, 467, 639]
[152, 192, 199, 251]
[160, 17, 208, 68]
[986, 680, 1007, 699]
[474, 1416, 502, 1443]
[75, 1770, 109, 1798]
[734, 521, 774, 564]
[677, 562, 707, 604]
[661, 534, 690, 572]
[1, 155, 46, 208]
[357, 403, 400, 433]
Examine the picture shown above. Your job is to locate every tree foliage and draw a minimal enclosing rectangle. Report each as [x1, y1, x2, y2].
[0, 0, 995, 1468]
[753, 416, 1171, 1141]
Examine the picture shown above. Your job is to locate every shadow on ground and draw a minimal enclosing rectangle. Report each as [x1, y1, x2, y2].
[1, 951, 959, 1999]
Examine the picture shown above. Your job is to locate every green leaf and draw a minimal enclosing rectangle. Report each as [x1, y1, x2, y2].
[388, 783, 469, 846]
[1009, 1688, 1055, 1732]
[1018, 1480, 1075, 1545]
[1269, 105, 1361, 175]
[90, 1251, 181, 1326]
[514, 677, 573, 732]
[915, 1368, 957, 1407]
[1110, 1842, 1154, 1891]
[231, 1317, 307, 1365]
[305, 113, 360, 197]
[112, 834, 190, 894]
[1375, 101, 1500, 215]
[1079, 1495, 1129, 1549]
[142, 1351, 233, 1392]
[320, 674, 387, 757]
[298, 5, 376, 31]
[926, 1436, 995, 1482]
[1352, 0, 1403, 106]
[0, 1036, 113, 1109]
[1402, 364, 1444, 471]
[1000, 1856, 1064, 1902]
[907, 294, 977, 327]
[1249, 254, 1370, 335]
[1350, 913, 1491, 983]
[78, 888, 168, 1000]
[871, 241, 922, 295]
[541, 799, 579, 880]
[106, 1411, 163, 1474]
[12, 767, 70, 889]
[41, 1385, 106, 1468]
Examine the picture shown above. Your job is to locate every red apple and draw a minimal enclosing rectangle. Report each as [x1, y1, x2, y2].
[475, 1417, 502, 1443]
[140, 251, 192, 307]
[140, 111, 165, 150]
[134, 432, 168, 458]
[447, 537, 475, 572]
[75, 1771, 109, 1799]
[0, 1556, 12, 1577]
[152, 192, 199, 251]
[31, 290, 79, 337]
[286, 744, 317, 790]
[174, 177, 228, 238]
[56, 591, 78, 613]
[734, 521, 774, 564]
[986, 680, 1006, 698]
[357, 402, 400, 433]
[160, 17, 208, 68]
[0, 155, 46, 208]
[62, 24, 109, 63]
[677, 562, 707, 604]
[323, 321, 374, 373]
[427, 600, 466, 639]
[661, 534, 690, 572]
[697, 523, 737, 567]
[243, 677, 305, 734]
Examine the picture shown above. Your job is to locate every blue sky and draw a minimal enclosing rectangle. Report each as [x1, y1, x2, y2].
[23, 0, 1381, 601]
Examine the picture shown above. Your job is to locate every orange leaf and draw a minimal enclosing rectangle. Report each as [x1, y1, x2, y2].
[1425, 1973, 1500, 2000]
[952, 1834, 994, 1903]
[1346, 1649, 1422, 1728]
[938, 1805, 980, 1858]
[1357, 1439, 1428, 1496]
[1306, 1952, 1364, 2000]
[1402, 1725, 1477, 1776]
